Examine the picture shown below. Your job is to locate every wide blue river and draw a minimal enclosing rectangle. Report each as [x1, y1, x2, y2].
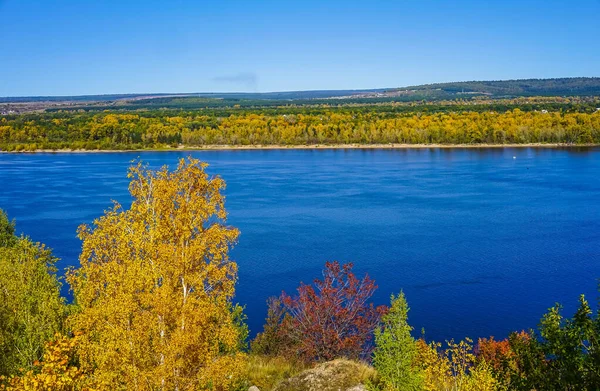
[1, 148, 599, 342]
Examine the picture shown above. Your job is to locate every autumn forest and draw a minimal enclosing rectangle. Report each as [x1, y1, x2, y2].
[1, 97, 600, 152]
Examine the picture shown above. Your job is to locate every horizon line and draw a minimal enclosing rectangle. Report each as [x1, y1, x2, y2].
[3, 76, 600, 100]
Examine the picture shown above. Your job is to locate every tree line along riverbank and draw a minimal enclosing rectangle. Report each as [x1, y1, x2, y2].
[1, 102, 600, 151]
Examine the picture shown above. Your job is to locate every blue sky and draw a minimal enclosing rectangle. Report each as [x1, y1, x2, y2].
[1, 0, 599, 96]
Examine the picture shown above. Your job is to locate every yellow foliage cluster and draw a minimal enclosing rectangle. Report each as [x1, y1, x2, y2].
[416, 338, 497, 391]
[65, 157, 245, 390]
[0, 334, 89, 391]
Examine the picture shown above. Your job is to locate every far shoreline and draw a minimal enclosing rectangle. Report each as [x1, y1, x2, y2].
[2, 143, 600, 154]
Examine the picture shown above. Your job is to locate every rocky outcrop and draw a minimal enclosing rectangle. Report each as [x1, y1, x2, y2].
[272, 359, 374, 391]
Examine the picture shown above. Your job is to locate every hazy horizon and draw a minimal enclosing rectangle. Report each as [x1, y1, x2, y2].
[1, 76, 598, 99]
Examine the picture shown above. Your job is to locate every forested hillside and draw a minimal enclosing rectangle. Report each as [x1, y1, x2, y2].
[3, 78, 600, 113]
[396, 77, 600, 98]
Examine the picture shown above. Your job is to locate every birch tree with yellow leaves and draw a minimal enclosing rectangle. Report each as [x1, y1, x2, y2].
[67, 157, 245, 391]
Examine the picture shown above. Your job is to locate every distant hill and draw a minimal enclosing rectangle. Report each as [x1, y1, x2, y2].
[0, 93, 179, 103]
[2, 77, 600, 113]
[392, 77, 600, 98]
[0, 89, 385, 104]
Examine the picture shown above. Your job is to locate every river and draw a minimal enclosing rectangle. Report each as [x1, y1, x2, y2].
[1, 147, 599, 342]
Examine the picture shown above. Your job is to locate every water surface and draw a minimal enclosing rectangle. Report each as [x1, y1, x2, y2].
[1, 148, 599, 342]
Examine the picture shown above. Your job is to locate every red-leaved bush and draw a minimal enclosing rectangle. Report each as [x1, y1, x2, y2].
[476, 336, 514, 371]
[474, 331, 535, 389]
[254, 261, 386, 363]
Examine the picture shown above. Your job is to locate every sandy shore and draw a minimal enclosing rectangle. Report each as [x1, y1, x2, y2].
[2, 143, 599, 153]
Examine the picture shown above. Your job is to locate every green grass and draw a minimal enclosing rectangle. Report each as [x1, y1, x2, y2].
[243, 355, 309, 391]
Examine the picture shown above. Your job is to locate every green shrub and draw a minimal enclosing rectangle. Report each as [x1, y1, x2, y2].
[0, 215, 66, 376]
[372, 292, 423, 391]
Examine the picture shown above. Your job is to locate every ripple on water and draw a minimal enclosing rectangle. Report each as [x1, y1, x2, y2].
[1, 148, 599, 342]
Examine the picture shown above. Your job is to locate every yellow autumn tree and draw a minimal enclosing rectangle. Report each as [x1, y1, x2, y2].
[416, 338, 497, 391]
[67, 157, 245, 390]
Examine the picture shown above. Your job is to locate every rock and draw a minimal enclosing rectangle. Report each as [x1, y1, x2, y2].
[345, 386, 367, 391]
[248, 386, 261, 391]
[272, 359, 375, 391]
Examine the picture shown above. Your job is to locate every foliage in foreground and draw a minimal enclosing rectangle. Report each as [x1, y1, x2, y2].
[372, 292, 423, 391]
[253, 261, 386, 363]
[0, 209, 16, 247]
[67, 158, 245, 390]
[0, 210, 66, 377]
[416, 338, 497, 391]
[0, 334, 90, 391]
[515, 295, 600, 390]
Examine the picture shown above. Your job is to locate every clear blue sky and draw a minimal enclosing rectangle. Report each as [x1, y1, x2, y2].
[1, 0, 599, 96]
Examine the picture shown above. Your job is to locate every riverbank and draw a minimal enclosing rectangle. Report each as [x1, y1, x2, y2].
[2, 143, 600, 153]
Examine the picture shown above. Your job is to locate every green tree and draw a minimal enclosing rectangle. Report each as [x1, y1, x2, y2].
[0, 209, 16, 247]
[0, 212, 65, 376]
[537, 295, 600, 390]
[506, 331, 546, 391]
[507, 294, 600, 391]
[372, 292, 423, 391]
[251, 297, 291, 356]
